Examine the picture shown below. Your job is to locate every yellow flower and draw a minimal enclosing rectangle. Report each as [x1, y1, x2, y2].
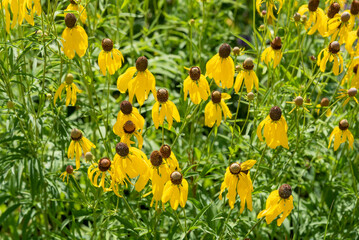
[298, 0, 327, 36]
[341, 58, 359, 88]
[160, 144, 180, 172]
[286, 96, 311, 114]
[326, 11, 353, 45]
[152, 89, 181, 130]
[183, 66, 210, 104]
[317, 41, 343, 76]
[114, 120, 143, 149]
[234, 58, 259, 93]
[257, 106, 289, 149]
[315, 97, 332, 117]
[54, 73, 82, 106]
[349, 1, 359, 29]
[261, 37, 283, 69]
[61, 13, 88, 59]
[256, 0, 284, 22]
[257, 184, 294, 226]
[1, 0, 42, 33]
[65, 0, 87, 24]
[206, 43, 235, 89]
[98, 38, 124, 75]
[60, 165, 75, 183]
[328, 119, 354, 151]
[68, 128, 96, 169]
[112, 142, 150, 193]
[337, 87, 358, 106]
[162, 171, 188, 210]
[219, 160, 256, 212]
[117, 56, 156, 106]
[88, 157, 114, 191]
[345, 29, 359, 56]
[145, 151, 171, 209]
[113, 101, 145, 134]
[204, 91, 232, 128]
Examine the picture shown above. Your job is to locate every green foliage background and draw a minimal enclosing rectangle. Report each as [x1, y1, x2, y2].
[0, 0, 358, 239]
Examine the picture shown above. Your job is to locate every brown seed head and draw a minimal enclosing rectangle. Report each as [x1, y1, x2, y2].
[329, 41, 340, 54]
[65, 13, 77, 28]
[229, 163, 241, 174]
[279, 184, 292, 199]
[102, 38, 113, 52]
[211, 91, 221, 104]
[301, 15, 308, 22]
[189, 67, 201, 81]
[233, 46, 240, 55]
[261, 10, 267, 16]
[150, 150, 163, 167]
[157, 89, 169, 103]
[310, 55, 317, 61]
[354, 64, 359, 74]
[339, 119, 349, 130]
[219, 43, 231, 58]
[98, 157, 111, 172]
[170, 171, 183, 185]
[269, 106, 282, 121]
[136, 56, 148, 72]
[308, 0, 320, 12]
[294, 96, 304, 106]
[348, 87, 357, 97]
[321, 98, 330, 107]
[65, 73, 74, 84]
[247, 92, 255, 101]
[123, 120, 136, 133]
[160, 144, 171, 158]
[120, 101, 133, 115]
[66, 165, 74, 174]
[243, 58, 254, 70]
[341, 12, 351, 22]
[70, 0, 77, 4]
[351, 0, 359, 15]
[328, 3, 340, 18]
[270, 37, 282, 50]
[70, 128, 82, 141]
[116, 142, 129, 157]
[294, 12, 301, 21]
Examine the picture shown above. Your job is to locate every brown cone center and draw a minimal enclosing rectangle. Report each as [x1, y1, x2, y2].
[120, 101, 133, 115]
[160, 144, 171, 158]
[136, 56, 148, 72]
[150, 151, 163, 167]
[116, 142, 129, 157]
[279, 184, 292, 199]
[65, 13, 77, 28]
[269, 106, 282, 121]
[99, 157, 111, 172]
[170, 171, 183, 185]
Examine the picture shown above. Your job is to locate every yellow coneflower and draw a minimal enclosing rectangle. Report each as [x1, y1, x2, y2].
[326, 12, 353, 44]
[328, 119, 354, 151]
[256, 0, 284, 22]
[286, 96, 311, 114]
[60, 165, 75, 183]
[98, 38, 124, 75]
[315, 97, 332, 117]
[162, 171, 188, 210]
[117, 56, 157, 106]
[183, 66, 210, 104]
[317, 41, 343, 76]
[112, 142, 150, 192]
[349, 0, 359, 29]
[54, 73, 83, 106]
[114, 120, 143, 149]
[337, 87, 358, 106]
[160, 144, 180, 171]
[298, 0, 327, 36]
[206, 43, 235, 89]
[345, 29, 359, 56]
[1, 0, 42, 33]
[145, 151, 171, 209]
[152, 89, 180, 130]
[341, 58, 359, 88]
[219, 160, 256, 212]
[113, 101, 145, 134]
[257, 184, 294, 226]
[257, 106, 289, 149]
[204, 91, 232, 128]
[234, 58, 259, 93]
[65, 0, 87, 24]
[68, 128, 96, 169]
[88, 157, 113, 191]
[61, 13, 88, 59]
[261, 37, 283, 69]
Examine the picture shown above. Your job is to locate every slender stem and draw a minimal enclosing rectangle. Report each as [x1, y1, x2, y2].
[219, 208, 233, 240]
[252, 145, 268, 183]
